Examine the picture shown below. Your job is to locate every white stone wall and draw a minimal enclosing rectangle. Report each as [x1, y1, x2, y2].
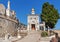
[39, 22, 45, 31]
[0, 17, 18, 37]
[27, 15, 39, 31]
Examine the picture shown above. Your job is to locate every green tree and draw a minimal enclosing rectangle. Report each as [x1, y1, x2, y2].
[41, 2, 59, 29]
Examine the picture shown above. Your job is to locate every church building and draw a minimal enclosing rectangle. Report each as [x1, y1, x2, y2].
[27, 8, 45, 31]
[27, 8, 39, 30]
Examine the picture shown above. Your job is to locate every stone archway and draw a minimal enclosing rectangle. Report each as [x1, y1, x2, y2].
[31, 24, 35, 30]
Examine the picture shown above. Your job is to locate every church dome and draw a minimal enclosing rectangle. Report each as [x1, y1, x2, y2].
[0, 4, 6, 15]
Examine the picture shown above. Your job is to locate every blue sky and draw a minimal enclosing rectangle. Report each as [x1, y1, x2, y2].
[0, 0, 60, 29]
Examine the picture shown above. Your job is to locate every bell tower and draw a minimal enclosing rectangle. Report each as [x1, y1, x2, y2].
[31, 8, 35, 14]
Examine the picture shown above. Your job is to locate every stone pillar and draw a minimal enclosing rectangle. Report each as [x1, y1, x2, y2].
[30, 24, 31, 31]
[5, 33, 10, 40]
[5, 34, 8, 40]
[44, 26, 45, 31]
[43, 21, 45, 31]
[36, 25, 39, 31]
[27, 23, 31, 31]
[27, 24, 29, 31]
[48, 26, 50, 36]
[36, 27, 37, 31]
[17, 29, 21, 38]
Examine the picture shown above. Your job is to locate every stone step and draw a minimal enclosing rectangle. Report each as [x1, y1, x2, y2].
[40, 37, 51, 42]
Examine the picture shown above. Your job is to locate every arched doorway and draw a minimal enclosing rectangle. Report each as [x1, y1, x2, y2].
[31, 24, 35, 30]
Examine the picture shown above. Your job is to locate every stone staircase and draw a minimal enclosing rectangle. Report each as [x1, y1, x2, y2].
[40, 37, 51, 42]
[40, 35, 55, 42]
[15, 30, 41, 42]
[0, 30, 55, 42]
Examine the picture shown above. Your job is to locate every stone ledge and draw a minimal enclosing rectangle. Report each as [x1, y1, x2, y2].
[0, 15, 18, 23]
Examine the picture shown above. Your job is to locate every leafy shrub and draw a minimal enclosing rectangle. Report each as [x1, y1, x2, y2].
[41, 31, 48, 37]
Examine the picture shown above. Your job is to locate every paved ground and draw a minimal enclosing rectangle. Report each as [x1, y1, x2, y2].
[0, 37, 20, 42]
[15, 30, 41, 42]
[0, 30, 56, 42]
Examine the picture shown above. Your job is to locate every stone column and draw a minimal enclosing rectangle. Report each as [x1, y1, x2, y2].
[36, 27, 37, 31]
[5, 33, 10, 40]
[43, 21, 45, 31]
[30, 24, 31, 31]
[48, 26, 50, 36]
[27, 24, 29, 31]
[5, 34, 8, 40]
[5, 31, 8, 40]
[17, 29, 21, 38]
[44, 26, 45, 31]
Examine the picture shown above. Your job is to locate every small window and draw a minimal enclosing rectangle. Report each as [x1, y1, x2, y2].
[34, 18, 36, 20]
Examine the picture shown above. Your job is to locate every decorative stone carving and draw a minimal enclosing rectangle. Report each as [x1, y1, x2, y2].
[0, 4, 5, 15]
